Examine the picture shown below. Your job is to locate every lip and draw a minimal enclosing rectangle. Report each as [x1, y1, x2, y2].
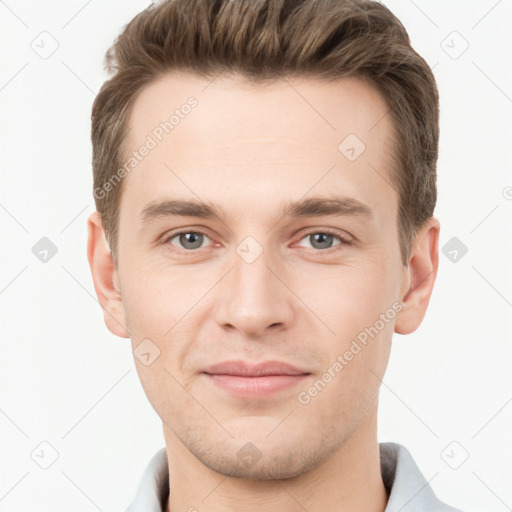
[202, 360, 310, 398]
[203, 360, 308, 377]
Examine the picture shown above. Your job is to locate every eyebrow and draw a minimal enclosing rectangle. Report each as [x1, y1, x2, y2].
[140, 197, 373, 224]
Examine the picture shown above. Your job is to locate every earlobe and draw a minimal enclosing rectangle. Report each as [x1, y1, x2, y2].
[394, 217, 440, 335]
[87, 212, 130, 338]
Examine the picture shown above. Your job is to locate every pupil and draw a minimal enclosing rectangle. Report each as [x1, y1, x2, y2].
[313, 233, 332, 249]
[181, 232, 202, 249]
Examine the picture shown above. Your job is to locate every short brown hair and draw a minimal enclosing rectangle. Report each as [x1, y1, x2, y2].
[91, 0, 439, 266]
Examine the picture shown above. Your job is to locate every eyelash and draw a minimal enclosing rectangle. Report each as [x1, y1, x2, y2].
[161, 229, 351, 254]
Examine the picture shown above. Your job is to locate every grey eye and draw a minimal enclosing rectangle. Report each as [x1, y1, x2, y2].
[171, 232, 207, 250]
[310, 233, 335, 249]
[299, 232, 343, 250]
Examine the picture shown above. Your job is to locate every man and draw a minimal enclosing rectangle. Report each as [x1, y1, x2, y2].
[87, 0, 464, 511]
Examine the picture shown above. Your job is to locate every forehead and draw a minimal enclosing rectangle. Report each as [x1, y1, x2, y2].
[120, 71, 398, 226]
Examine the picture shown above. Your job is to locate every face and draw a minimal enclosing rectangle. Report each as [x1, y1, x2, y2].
[90, 71, 425, 480]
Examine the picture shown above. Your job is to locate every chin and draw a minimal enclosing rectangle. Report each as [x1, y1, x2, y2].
[183, 426, 343, 481]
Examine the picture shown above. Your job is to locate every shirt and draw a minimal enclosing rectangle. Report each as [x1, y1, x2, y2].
[125, 442, 464, 512]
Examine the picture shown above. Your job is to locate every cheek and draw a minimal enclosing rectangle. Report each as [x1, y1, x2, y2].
[300, 258, 398, 388]
[311, 262, 396, 329]
[119, 259, 193, 333]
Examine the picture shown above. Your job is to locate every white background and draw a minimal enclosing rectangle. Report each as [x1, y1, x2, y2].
[1, 1, 511, 511]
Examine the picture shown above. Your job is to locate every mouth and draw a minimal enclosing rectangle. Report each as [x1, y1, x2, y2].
[202, 360, 311, 398]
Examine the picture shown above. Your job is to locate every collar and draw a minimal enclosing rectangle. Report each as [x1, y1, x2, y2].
[125, 442, 463, 512]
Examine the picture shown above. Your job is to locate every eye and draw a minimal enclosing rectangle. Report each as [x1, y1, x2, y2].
[296, 230, 350, 251]
[162, 229, 351, 254]
[164, 231, 212, 251]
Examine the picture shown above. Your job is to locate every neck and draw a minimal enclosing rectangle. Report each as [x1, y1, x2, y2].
[163, 403, 388, 512]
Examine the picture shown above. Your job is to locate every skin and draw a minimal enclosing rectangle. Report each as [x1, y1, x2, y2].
[88, 72, 439, 512]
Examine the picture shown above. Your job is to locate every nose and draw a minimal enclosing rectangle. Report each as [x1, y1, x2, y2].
[215, 244, 295, 337]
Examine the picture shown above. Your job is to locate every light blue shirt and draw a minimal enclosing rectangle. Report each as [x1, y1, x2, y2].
[125, 442, 464, 511]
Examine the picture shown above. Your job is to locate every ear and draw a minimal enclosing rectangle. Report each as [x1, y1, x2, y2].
[395, 217, 440, 335]
[87, 211, 130, 338]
